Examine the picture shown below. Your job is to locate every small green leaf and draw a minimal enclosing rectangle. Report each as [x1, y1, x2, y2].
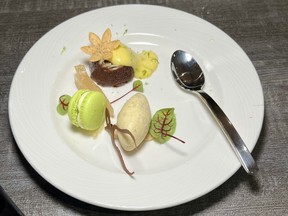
[60, 46, 66, 55]
[133, 80, 144, 92]
[57, 94, 71, 115]
[149, 108, 176, 143]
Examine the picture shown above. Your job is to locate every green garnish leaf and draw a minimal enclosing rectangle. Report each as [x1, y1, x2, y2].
[60, 46, 66, 55]
[110, 80, 144, 104]
[133, 80, 144, 92]
[149, 108, 176, 143]
[57, 94, 71, 115]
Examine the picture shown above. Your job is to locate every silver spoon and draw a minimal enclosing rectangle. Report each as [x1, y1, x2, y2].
[171, 50, 258, 174]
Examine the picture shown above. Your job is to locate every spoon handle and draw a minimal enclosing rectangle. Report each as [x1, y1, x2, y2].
[196, 90, 258, 174]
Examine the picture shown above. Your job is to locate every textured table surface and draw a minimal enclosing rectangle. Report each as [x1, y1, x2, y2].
[1, 0, 288, 215]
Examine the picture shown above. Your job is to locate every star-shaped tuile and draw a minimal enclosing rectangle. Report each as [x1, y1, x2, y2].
[81, 28, 120, 62]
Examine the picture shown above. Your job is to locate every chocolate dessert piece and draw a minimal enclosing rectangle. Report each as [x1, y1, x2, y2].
[90, 60, 134, 87]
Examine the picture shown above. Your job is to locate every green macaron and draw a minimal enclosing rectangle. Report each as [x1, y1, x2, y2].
[68, 89, 107, 131]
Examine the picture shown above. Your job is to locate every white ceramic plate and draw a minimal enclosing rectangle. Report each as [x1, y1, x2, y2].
[9, 5, 264, 211]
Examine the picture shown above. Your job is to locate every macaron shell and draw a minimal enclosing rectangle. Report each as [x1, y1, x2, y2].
[78, 91, 107, 130]
[68, 89, 89, 127]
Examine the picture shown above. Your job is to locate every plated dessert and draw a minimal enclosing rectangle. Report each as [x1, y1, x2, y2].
[57, 28, 184, 175]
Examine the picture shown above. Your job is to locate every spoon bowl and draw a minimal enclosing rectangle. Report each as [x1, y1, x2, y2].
[171, 50, 204, 91]
[171, 50, 258, 174]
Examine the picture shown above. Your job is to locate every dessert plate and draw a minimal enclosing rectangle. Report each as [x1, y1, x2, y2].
[9, 5, 264, 211]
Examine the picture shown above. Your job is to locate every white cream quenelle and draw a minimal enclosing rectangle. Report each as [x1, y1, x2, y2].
[117, 93, 151, 151]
